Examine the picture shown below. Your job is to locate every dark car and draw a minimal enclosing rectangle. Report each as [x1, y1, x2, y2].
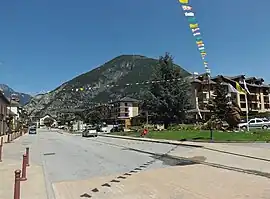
[29, 126, 37, 134]
[110, 125, 124, 133]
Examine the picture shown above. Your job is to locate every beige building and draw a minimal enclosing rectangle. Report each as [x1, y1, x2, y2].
[109, 97, 139, 128]
[0, 90, 10, 135]
[189, 74, 270, 120]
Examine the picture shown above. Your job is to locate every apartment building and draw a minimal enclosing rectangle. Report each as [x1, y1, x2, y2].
[189, 74, 270, 120]
[0, 89, 10, 135]
[109, 97, 139, 128]
[226, 75, 270, 113]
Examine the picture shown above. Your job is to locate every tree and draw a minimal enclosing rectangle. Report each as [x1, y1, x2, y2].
[87, 110, 102, 124]
[141, 53, 191, 128]
[74, 111, 89, 123]
[209, 79, 229, 120]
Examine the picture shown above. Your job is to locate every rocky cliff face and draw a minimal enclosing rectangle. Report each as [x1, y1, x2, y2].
[24, 55, 190, 118]
[0, 84, 32, 105]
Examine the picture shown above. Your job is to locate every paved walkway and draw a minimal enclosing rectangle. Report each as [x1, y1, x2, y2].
[2, 131, 270, 199]
[53, 164, 270, 199]
[0, 134, 47, 199]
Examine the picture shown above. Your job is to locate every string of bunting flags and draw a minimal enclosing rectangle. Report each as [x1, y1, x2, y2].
[61, 77, 187, 92]
[178, 0, 210, 73]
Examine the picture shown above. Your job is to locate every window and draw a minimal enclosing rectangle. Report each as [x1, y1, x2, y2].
[203, 93, 207, 99]
[125, 108, 128, 112]
[125, 113, 129, 117]
[249, 120, 255, 124]
[124, 103, 128, 106]
[256, 119, 263, 123]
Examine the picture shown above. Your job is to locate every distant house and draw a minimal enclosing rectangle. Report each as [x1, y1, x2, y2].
[7, 100, 22, 121]
[6, 100, 23, 130]
[0, 89, 10, 135]
[39, 114, 57, 127]
[109, 97, 139, 128]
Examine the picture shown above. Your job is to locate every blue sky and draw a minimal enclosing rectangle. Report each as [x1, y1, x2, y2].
[0, 0, 269, 95]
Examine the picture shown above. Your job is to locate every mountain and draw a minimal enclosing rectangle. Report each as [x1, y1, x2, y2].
[24, 55, 191, 117]
[0, 84, 32, 105]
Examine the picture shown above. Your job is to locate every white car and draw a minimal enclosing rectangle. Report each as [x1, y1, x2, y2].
[238, 118, 270, 130]
[82, 127, 98, 137]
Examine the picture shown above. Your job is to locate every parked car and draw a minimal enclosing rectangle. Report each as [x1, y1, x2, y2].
[82, 126, 98, 137]
[110, 125, 124, 133]
[238, 118, 270, 130]
[28, 126, 37, 134]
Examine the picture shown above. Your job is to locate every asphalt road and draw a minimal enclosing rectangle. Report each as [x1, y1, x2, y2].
[4, 129, 270, 199]
[28, 129, 192, 183]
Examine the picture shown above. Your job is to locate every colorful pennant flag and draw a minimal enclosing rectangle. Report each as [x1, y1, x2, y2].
[193, 32, 201, 36]
[178, 0, 211, 72]
[189, 23, 198, 29]
[184, 12, 195, 17]
[195, 36, 202, 41]
[187, 17, 196, 23]
[191, 28, 200, 32]
[182, 5, 192, 11]
[58, 77, 192, 93]
[179, 0, 189, 4]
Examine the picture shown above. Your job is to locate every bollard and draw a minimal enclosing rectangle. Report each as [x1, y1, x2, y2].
[14, 170, 21, 199]
[26, 147, 30, 166]
[7, 134, 10, 143]
[20, 154, 27, 181]
[0, 137, 3, 162]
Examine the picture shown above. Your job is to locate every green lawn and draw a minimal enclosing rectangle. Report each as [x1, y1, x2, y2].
[112, 129, 270, 142]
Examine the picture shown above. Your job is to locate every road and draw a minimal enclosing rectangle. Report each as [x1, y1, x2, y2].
[35, 129, 187, 182]
[27, 128, 194, 198]
[10, 128, 270, 199]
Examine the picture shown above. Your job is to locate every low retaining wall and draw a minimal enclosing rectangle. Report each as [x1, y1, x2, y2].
[0, 129, 27, 143]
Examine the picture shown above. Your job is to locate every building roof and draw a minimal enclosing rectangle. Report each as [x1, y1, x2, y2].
[10, 100, 21, 107]
[0, 92, 10, 104]
[226, 75, 245, 80]
[219, 75, 270, 88]
[119, 97, 139, 102]
[40, 114, 57, 120]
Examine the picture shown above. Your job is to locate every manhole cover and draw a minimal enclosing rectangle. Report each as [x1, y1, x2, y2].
[43, 152, 56, 156]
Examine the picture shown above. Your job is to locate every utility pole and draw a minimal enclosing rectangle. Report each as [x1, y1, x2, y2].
[206, 69, 213, 141]
[146, 111, 149, 131]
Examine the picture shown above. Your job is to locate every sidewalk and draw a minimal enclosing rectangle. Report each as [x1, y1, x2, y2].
[101, 134, 270, 175]
[101, 134, 270, 161]
[0, 134, 48, 199]
[52, 164, 270, 199]
[99, 134, 202, 148]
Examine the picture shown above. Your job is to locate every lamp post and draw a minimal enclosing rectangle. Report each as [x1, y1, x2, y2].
[206, 68, 213, 141]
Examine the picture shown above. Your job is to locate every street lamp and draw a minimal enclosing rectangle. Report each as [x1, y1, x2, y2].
[206, 68, 213, 141]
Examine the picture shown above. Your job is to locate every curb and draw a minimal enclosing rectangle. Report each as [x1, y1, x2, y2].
[99, 134, 203, 148]
[186, 140, 270, 143]
[99, 134, 270, 163]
